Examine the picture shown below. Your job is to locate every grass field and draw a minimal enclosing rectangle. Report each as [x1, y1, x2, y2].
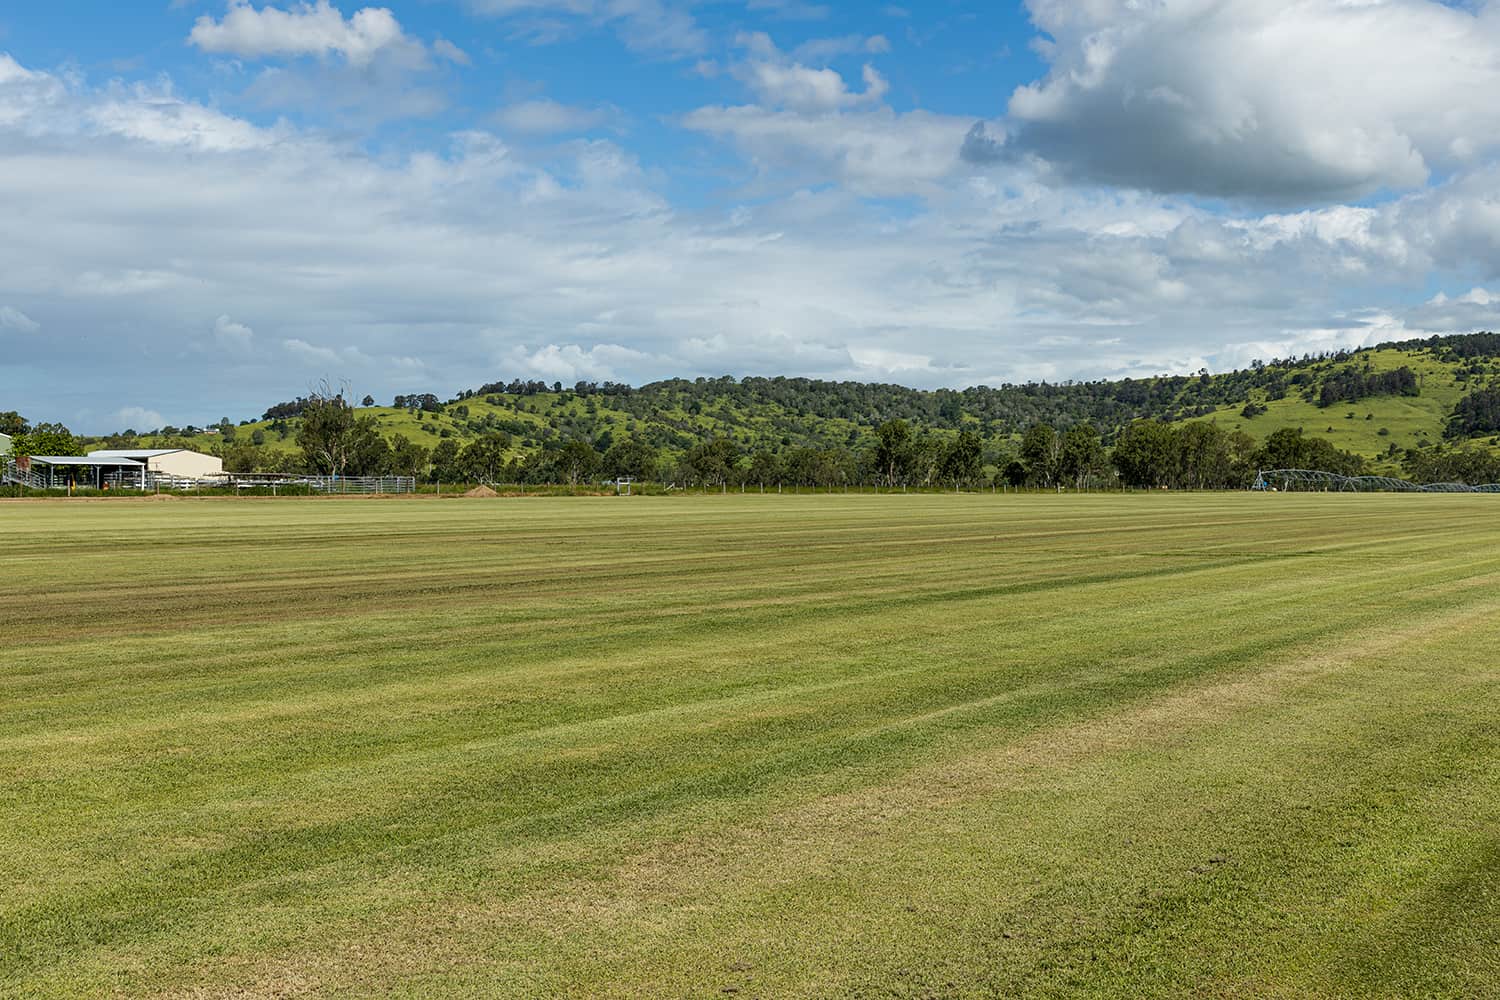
[3, 494, 1499, 998]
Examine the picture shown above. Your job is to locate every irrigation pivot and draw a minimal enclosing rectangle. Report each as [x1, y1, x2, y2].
[1256, 469, 1500, 493]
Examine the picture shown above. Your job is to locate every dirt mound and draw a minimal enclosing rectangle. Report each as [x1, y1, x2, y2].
[140, 493, 180, 501]
[463, 485, 499, 498]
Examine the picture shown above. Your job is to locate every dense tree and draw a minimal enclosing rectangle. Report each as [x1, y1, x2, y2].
[747, 450, 782, 487]
[939, 429, 984, 488]
[297, 391, 361, 476]
[348, 424, 392, 475]
[556, 439, 600, 485]
[1176, 422, 1228, 490]
[783, 447, 824, 486]
[1402, 445, 1500, 485]
[9, 423, 80, 462]
[1059, 424, 1108, 489]
[602, 438, 659, 481]
[873, 419, 914, 486]
[1317, 366, 1419, 407]
[997, 460, 1028, 488]
[219, 441, 261, 473]
[430, 439, 462, 482]
[389, 438, 431, 480]
[459, 433, 512, 483]
[1447, 386, 1500, 439]
[0, 411, 30, 436]
[685, 437, 738, 487]
[1019, 424, 1063, 487]
[1253, 427, 1364, 477]
[1112, 421, 1179, 488]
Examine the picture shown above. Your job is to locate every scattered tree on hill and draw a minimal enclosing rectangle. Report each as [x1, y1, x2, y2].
[1446, 386, 1500, 439]
[1316, 366, 1419, 407]
[263, 401, 300, 421]
[394, 394, 443, 413]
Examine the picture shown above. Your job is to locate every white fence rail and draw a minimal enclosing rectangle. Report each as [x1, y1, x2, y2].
[190, 474, 417, 494]
[295, 475, 416, 494]
[2, 460, 46, 489]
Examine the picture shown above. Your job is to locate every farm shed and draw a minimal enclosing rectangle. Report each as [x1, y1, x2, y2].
[16, 454, 146, 489]
[87, 448, 223, 480]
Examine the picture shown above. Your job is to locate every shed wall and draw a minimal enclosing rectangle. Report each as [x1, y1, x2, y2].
[149, 451, 224, 478]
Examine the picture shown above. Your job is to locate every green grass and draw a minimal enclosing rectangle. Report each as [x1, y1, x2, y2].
[3, 494, 1498, 997]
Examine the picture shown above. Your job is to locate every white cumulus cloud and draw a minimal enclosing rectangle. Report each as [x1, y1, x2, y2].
[189, 0, 417, 66]
[113, 406, 166, 430]
[213, 315, 255, 354]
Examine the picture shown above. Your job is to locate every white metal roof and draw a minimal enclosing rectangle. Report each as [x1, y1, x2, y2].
[29, 455, 144, 466]
[87, 449, 185, 458]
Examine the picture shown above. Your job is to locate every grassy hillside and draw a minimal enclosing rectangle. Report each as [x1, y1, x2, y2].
[94, 333, 1500, 475]
[1201, 347, 1487, 458]
[4, 494, 1498, 996]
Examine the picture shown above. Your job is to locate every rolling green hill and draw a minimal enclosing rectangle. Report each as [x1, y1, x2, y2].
[71, 332, 1500, 481]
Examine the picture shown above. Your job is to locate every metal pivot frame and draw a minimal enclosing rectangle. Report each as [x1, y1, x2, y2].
[1256, 469, 1500, 493]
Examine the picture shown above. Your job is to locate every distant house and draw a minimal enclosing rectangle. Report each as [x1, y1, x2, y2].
[87, 448, 224, 480]
[0, 432, 11, 457]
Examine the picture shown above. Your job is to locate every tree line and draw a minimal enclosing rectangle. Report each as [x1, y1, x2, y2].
[285, 391, 1372, 490]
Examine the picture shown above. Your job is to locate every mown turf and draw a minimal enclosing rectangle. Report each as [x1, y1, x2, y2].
[2, 494, 1497, 998]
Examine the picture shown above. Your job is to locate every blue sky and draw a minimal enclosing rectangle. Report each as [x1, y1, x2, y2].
[3, 0, 1500, 431]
